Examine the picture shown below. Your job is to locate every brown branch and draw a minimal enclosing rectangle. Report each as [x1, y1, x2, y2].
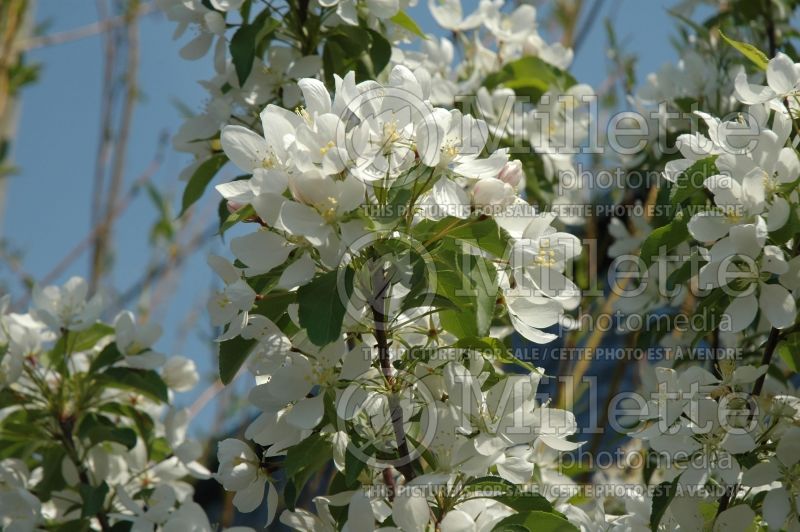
[751, 327, 780, 399]
[370, 257, 416, 482]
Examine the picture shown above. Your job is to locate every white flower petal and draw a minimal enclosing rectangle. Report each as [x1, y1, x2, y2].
[230, 230, 294, 275]
[759, 282, 796, 329]
[762, 488, 791, 530]
[722, 294, 758, 333]
[221, 125, 269, 172]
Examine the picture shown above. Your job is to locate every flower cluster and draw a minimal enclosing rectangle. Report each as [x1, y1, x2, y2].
[0, 277, 236, 531]
[206, 66, 588, 529]
[607, 49, 800, 531]
[160, 0, 592, 228]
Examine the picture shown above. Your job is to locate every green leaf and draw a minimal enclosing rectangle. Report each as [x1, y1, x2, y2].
[149, 436, 173, 462]
[463, 477, 556, 515]
[494, 494, 554, 514]
[769, 202, 800, 245]
[390, 11, 426, 39]
[650, 477, 680, 531]
[372, 187, 413, 227]
[73, 323, 115, 352]
[400, 292, 459, 314]
[283, 478, 299, 512]
[669, 156, 717, 206]
[230, 24, 258, 86]
[218, 334, 258, 385]
[464, 475, 516, 491]
[494, 511, 578, 532]
[284, 433, 331, 475]
[89, 342, 123, 373]
[436, 249, 498, 339]
[34, 446, 67, 500]
[219, 204, 256, 236]
[98, 403, 155, 449]
[344, 445, 368, 487]
[454, 337, 534, 371]
[414, 216, 510, 257]
[298, 268, 355, 346]
[777, 334, 800, 371]
[640, 212, 689, 269]
[51, 520, 92, 532]
[322, 27, 392, 86]
[691, 288, 733, 346]
[665, 250, 706, 291]
[719, 31, 769, 70]
[283, 433, 333, 509]
[79, 482, 109, 518]
[180, 153, 228, 216]
[49, 324, 116, 371]
[484, 56, 577, 101]
[99, 367, 169, 403]
[0, 386, 25, 410]
[78, 413, 138, 450]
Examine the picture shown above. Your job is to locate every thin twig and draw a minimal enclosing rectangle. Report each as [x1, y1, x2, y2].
[91, 0, 142, 293]
[573, 0, 608, 54]
[751, 327, 780, 399]
[117, 224, 217, 308]
[89, 0, 116, 289]
[39, 134, 166, 287]
[19, 2, 156, 49]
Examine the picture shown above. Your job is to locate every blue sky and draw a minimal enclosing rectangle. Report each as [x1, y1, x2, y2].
[4, 0, 688, 435]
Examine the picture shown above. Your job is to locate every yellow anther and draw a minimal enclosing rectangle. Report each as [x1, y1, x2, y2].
[320, 140, 336, 156]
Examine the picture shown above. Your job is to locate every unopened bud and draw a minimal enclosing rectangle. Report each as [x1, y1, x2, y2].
[472, 179, 515, 208]
[498, 160, 524, 187]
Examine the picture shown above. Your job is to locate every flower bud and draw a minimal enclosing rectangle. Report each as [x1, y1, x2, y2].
[162, 356, 199, 392]
[472, 179, 515, 209]
[498, 160, 524, 187]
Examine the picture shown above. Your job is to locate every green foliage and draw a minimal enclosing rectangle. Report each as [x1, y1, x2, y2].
[298, 268, 355, 346]
[770, 202, 800, 245]
[230, 24, 259, 86]
[322, 26, 392, 87]
[180, 153, 228, 216]
[484, 56, 577, 101]
[218, 335, 258, 385]
[79, 482, 110, 519]
[413, 215, 511, 257]
[390, 11, 426, 39]
[283, 432, 333, 510]
[639, 212, 689, 269]
[218, 204, 256, 236]
[777, 332, 800, 371]
[494, 511, 579, 532]
[98, 367, 169, 403]
[669, 156, 718, 206]
[719, 30, 769, 70]
[89, 342, 124, 373]
[650, 477, 681, 531]
[433, 242, 498, 338]
[78, 413, 138, 450]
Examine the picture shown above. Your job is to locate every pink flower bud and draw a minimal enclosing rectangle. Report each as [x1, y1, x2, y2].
[498, 160, 524, 187]
[473, 179, 515, 208]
